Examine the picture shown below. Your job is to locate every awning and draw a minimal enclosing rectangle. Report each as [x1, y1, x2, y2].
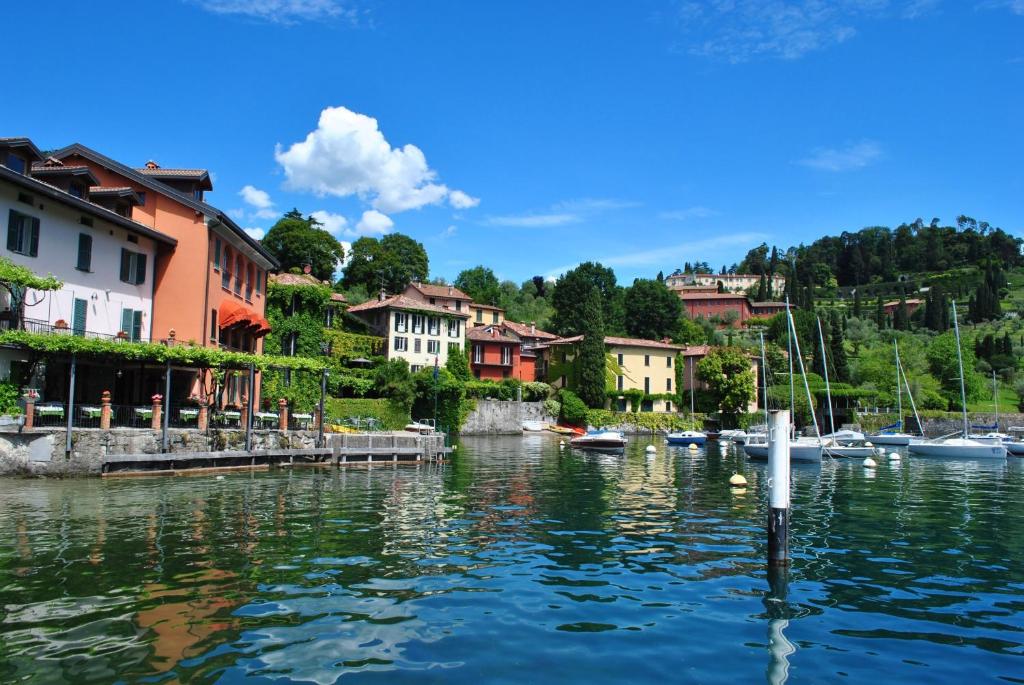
[219, 300, 271, 336]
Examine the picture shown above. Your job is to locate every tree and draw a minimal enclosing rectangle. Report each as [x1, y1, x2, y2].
[673, 316, 706, 345]
[829, 314, 849, 382]
[550, 262, 624, 336]
[697, 346, 756, 417]
[341, 233, 429, 295]
[531, 275, 548, 298]
[623, 278, 681, 340]
[261, 209, 346, 282]
[927, 332, 984, 410]
[853, 289, 862, 318]
[844, 317, 876, 355]
[446, 345, 472, 382]
[875, 296, 886, 328]
[893, 292, 910, 331]
[454, 266, 501, 305]
[576, 287, 607, 408]
[373, 358, 416, 412]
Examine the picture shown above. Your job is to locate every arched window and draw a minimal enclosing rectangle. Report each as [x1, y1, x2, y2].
[221, 247, 231, 288]
[234, 255, 243, 294]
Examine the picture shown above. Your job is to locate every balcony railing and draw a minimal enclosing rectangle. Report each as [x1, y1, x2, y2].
[2, 317, 121, 341]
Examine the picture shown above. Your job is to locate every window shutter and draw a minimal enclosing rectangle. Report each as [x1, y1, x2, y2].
[7, 210, 18, 252]
[135, 254, 147, 285]
[28, 218, 39, 257]
[72, 298, 87, 336]
[121, 309, 132, 335]
[120, 249, 130, 282]
[132, 311, 142, 341]
[77, 234, 92, 271]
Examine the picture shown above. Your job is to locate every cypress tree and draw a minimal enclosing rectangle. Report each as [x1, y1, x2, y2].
[576, 286, 608, 409]
[875, 296, 885, 328]
[853, 289, 862, 318]
[811, 319, 828, 379]
[894, 292, 910, 331]
[756, 274, 767, 301]
[830, 314, 849, 382]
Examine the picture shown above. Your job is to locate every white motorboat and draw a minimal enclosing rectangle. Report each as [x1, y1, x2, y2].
[968, 431, 1011, 445]
[906, 301, 1006, 461]
[869, 432, 917, 446]
[821, 429, 866, 445]
[522, 420, 546, 432]
[1004, 441, 1024, 456]
[570, 430, 627, 452]
[666, 430, 706, 446]
[404, 419, 436, 434]
[718, 429, 747, 442]
[743, 439, 823, 463]
[821, 441, 877, 458]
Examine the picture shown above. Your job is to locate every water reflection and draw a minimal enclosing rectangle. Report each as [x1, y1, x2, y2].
[0, 438, 1021, 683]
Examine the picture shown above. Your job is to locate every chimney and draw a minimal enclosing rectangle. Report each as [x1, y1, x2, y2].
[379, 288, 386, 302]
[447, 286, 452, 295]
[530, 321, 536, 334]
[145, 160, 160, 169]
[302, 262, 312, 275]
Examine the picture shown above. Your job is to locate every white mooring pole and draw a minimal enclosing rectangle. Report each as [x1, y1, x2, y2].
[768, 409, 791, 567]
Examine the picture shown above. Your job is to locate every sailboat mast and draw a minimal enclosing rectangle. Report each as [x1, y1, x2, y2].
[893, 339, 902, 429]
[993, 370, 999, 430]
[689, 358, 695, 415]
[896, 339, 922, 435]
[817, 317, 836, 437]
[760, 331, 769, 427]
[787, 305, 821, 442]
[951, 300, 969, 437]
[786, 297, 795, 423]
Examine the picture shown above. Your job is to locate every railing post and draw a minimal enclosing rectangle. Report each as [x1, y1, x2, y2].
[278, 398, 288, 431]
[151, 395, 163, 431]
[24, 397, 35, 430]
[768, 409, 791, 567]
[245, 364, 255, 451]
[65, 353, 76, 458]
[100, 390, 112, 430]
[161, 361, 171, 453]
[197, 402, 209, 431]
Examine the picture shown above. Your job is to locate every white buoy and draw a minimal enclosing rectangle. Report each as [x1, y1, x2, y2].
[888, 451, 901, 461]
[863, 457, 877, 468]
[215, 475, 225, 480]
[646, 444, 657, 454]
[559, 440, 565, 450]
[688, 443, 698, 451]
[876, 446, 886, 456]
[729, 473, 748, 487]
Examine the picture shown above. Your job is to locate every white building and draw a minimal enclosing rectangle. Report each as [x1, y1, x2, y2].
[665, 269, 787, 294]
[346, 294, 469, 372]
[0, 138, 176, 348]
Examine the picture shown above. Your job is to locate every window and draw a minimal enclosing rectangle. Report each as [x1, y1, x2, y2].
[72, 298, 87, 337]
[234, 255, 242, 294]
[256, 270, 262, 295]
[475, 309, 483, 323]
[282, 332, 298, 356]
[17, 192, 33, 205]
[120, 309, 143, 341]
[428, 316, 439, 335]
[76, 233, 92, 271]
[492, 311, 499, 324]
[325, 306, 335, 328]
[428, 339, 440, 355]
[473, 345, 482, 363]
[666, 401, 672, 412]
[394, 336, 408, 352]
[69, 182, 85, 199]
[644, 355, 650, 367]
[666, 378, 672, 392]
[414, 338, 421, 353]
[666, 356, 672, 368]
[214, 238, 221, 270]
[221, 248, 231, 288]
[644, 377, 650, 394]
[137, 191, 146, 206]
[119, 249, 147, 285]
[455, 300, 462, 311]
[210, 308, 218, 341]
[193, 188, 203, 201]
[5, 153, 26, 174]
[429, 297, 436, 305]
[617, 375, 624, 391]
[116, 204, 132, 218]
[617, 353, 623, 365]
[394, 312, 407, 332]
[412, 314, 424, 334]
[79, 216, 93, 227]
[245, 265, 253, 301]
[448, 319, 460, 337]
[448, 342, 460, 353]
[7, 210, 39, 257]
[501, 346, 511, 365]
[411, 364, 423, 373]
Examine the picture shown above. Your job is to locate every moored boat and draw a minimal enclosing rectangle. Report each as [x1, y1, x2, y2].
[743, 440, 823, 463]
[908, 437, 1006, 459]
[665, 430, 706, 446]
[404, 419, 435, 434]
[522, 420, 546, 432]
[869, 432, 917, 446]
[570, 430, 627, 452]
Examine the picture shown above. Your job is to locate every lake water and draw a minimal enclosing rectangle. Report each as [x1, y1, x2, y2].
[1, 435, 1022, 684]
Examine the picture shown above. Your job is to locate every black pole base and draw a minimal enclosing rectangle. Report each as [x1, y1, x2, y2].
[768, 506, 790, 567]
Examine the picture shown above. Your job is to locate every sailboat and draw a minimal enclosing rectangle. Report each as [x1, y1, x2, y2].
[870, 339, 923, 446]
[968, 371, 1011, 444]
[744, 307, 823, 463]
[908, 301, 1006, 460]
[815, 317, 876, 459]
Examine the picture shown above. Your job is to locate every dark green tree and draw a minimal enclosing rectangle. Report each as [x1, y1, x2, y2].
[875, 295, 886, 328]
[853, 289, 862, 318]
[576, 287, 607, 408]
[261, 209, 346, 282]
[623, 278, 682, 340]
[893, 292, 910, 331]
[829, 314, 849, 382]
[550, 262, 624, 336]
[696, 346, 756, 418]
[454, 266, 502, 305]
[341, 233, 429, 295]
[445, 345, 472, 382]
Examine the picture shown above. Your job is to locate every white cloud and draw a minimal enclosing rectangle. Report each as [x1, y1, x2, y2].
[355, 209, 394, 235]
[243, 227, 266, 240]
[448, 190, 480, 209]
[310, 210, 349, 236]
[239, 184, 273, 209]
[274, 106, 477, 214]
[659, 206, 719, 221]
[484, 213, 581, 228]
[188, 0, 359, 25]
[797, 140, 883, 171]
[339, 240, 352, 268]
[253, 208, 279, 220]
[439, 225, 458, 238]
[554, 198, 640, 212]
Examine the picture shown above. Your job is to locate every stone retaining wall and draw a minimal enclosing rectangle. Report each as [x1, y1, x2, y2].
[460, 400, 555, 435]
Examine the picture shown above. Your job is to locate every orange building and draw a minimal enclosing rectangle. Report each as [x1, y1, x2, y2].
[52, 144, 278, 407]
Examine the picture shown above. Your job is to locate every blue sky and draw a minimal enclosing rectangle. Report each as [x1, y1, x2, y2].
[3, 1, 1022, 284]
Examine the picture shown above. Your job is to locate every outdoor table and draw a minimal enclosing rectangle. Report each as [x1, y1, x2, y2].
[254, 412, 278, 427]
[80, 406, 102, 420]
[217, 411, 241, 426]
[292, 413, 313, 429]
[36, 406, 65, 418]
[134, 407, 153, 421]
[179, 408, 199, 422]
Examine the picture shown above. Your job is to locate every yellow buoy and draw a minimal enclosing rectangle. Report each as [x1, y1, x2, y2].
[688, 443, 698, 451]
[729, 473, 748, 487]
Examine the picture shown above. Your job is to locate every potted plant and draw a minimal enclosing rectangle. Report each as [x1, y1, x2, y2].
[54, 319, 69, 332]
[115, 330, 129, 341]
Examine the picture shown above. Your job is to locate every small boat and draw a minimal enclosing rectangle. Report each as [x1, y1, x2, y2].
[743, 440, 823, 463]
[522, 420, 546, 432]
[570, 430, 627, 452]
[968, 431, 1011, 445]
[719, 429, 747, 442]
[404, 419, 435, 434]
[665, 430, 706, 446]
[547, 424, 578, 436]
[1004, 441, 1024, 456]
[821, 440, 876, 458]
[821, 429, 865, 445]
[869, 431, 917, 446]
[908, 437, 1006, 460]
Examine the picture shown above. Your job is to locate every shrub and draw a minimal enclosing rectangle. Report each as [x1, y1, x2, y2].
[544, 398, 561, 418]
[559, 389, 588, 426]
[325, 397, 409, 430]
[0, 380, 21, 415]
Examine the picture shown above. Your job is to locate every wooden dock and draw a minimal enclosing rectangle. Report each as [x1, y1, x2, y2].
[101, 432, 450, 475]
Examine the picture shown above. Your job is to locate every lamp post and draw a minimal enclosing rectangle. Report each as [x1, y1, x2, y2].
[432, 356, 439, 430]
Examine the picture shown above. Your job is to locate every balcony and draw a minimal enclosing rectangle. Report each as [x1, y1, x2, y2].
[1, 316, 122, 341]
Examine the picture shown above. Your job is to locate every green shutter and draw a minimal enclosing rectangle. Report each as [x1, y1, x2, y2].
[135, 254, 146, 285]
[28, 218, 39, 257]
[72, 298, 87, 336]
[120, 309, 132, 335]
[7, 210, 19, 252]
[132, 311, 143, 341]
[120, 249, 130, 282]
[77, 234, 92, 271]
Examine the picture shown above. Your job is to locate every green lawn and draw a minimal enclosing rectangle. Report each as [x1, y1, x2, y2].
[967, 384, 1019, 413]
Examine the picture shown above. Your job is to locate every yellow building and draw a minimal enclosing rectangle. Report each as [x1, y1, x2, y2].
[547, 335, 683, 413]
[468, 302, 504, 327]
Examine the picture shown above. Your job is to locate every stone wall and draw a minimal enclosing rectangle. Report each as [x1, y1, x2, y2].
[857, 412, 1024, 438]
[460, 400, 555, 435]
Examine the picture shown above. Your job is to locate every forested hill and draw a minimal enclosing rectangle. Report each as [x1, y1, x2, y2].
[738, 216, 1022, 293]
